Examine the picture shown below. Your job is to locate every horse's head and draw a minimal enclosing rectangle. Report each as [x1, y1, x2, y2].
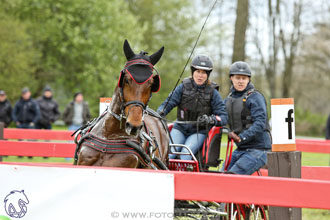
[117, 40, 164, 135]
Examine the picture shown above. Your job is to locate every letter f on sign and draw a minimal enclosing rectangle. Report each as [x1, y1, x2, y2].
[285, 109, 294, 139]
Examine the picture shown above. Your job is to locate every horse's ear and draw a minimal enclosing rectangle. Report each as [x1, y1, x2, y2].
[149, 46, 164, 65]
[151, 75, 161, 93]
[123, 39, 135, 60]
[118, 71, 125, 88]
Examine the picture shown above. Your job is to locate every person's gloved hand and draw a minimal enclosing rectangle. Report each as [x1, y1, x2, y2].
[197, 114, 215, 126]
[228, 131, 241, 143]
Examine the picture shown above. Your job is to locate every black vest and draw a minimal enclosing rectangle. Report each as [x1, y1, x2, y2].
[226, 88, 270, 135]
[177, 78, 218, 121]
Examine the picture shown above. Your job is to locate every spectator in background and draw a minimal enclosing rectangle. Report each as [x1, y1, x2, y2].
[62, 92, 91, 131]
[326, 114, 330, 140]
[12, 87, 40, 129]
[36, 86, 60, 129]
[0, 90, 12, 127]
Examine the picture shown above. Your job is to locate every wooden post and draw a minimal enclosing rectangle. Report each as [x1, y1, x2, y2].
[269, 98, 301, 219]
[268, 151, 302, 219]
[0, 122, 4, 162]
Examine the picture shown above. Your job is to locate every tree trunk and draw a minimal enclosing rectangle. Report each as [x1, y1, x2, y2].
[280, 1, 302, 98]
[232, 0, 249, 62]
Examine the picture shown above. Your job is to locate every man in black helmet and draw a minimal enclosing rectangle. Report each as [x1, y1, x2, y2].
[224, 61, 271, 175]
[157, 54, 228, 160]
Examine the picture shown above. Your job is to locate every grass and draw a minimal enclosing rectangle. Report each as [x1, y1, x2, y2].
[2, 156, 73, 164]
[302, 152, 330, 166]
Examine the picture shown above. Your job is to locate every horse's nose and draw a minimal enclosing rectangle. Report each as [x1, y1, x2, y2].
[125, 122, 143, 136]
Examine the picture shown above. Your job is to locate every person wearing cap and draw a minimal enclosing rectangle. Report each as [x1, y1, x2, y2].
[157, 54, 228, 160]
[0, 90, 12, 127]
[35, 87, 60, 129]
[12, 87, 40, 129]
[62, 92, 91, 131]
[224, 61, 271, 175]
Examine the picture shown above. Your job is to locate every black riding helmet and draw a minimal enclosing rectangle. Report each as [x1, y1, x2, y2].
[229, 61, 252, 77]
[190, 54, 213, 76]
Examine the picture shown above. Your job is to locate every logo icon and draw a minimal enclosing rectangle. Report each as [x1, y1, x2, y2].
[4, 190, 29, 218]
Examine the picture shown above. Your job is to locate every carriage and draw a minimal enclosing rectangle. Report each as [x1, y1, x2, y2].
[167, 123, 269, 220]
[73, 40, 269, 220]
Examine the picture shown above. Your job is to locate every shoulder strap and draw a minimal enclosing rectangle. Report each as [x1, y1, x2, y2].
[243, 88, 256, 100]
[182, 78, 192, 88]
[210, 82, 219, 91]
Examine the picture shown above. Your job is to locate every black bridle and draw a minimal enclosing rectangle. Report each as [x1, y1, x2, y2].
[110, 59, 157, 129]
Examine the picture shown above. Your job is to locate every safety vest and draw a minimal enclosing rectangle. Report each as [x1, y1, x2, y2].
[226, 88, 270, 134]
[177, 78, 219, 121]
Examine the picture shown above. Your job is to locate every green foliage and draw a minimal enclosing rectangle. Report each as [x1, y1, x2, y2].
[127, 0, 198, 120]
[3, 0, 144, 115]
[295, 108, 327, 137]
[0, 9, 40, 103]
[1, 0, 197, 118]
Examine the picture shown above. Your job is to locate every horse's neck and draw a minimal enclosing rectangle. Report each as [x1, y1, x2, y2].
[103, 87, 127, 139]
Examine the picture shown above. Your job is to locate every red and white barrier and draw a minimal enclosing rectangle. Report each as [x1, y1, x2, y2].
[1, 128, 330, 217]
[0, 164, 174, 220]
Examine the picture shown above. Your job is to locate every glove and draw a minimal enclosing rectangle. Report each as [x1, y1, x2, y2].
[197, 114, 215, 126]
[228, 131, 241, 143]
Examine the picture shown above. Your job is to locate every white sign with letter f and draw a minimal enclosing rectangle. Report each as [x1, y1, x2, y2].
[271, 98, 296, 152]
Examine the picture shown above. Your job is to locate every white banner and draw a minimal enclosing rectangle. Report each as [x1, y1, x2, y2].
[0, 164, 174, 220]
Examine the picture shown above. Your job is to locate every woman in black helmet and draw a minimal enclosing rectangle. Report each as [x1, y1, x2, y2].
[157, 54, 228, 160]
[224, 61, 271, 175]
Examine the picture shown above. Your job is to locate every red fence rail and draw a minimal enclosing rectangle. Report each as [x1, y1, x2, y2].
[3, 128, 330, 152]
[0, 140, 75, 157]
[296, 139, 330, 154]
[3, 128, 73, 140]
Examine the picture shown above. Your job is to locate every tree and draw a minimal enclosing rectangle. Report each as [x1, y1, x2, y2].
[280, 0, 302, 98]
[254, 0, 280, 98]
[232, 0, 249, 62]
[5, 0, 144, 115]
[292, 23, 330, 114]
[126, 0, 198, 118]
[0, 9, 40, 102]
[253, 0, 303, 98]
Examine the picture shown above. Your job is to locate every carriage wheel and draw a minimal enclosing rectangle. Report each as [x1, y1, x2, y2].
[243, 205, 268, 220]
[220, 203, 243, 220]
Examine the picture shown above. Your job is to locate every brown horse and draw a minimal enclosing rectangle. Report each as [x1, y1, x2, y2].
[75, 40, 169, 169]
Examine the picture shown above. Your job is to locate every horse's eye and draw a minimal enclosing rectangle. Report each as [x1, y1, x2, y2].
[124, 78, 129, 84]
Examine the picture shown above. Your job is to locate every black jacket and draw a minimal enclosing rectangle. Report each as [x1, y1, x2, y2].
[0, 99, 12, 127]
[326, 114, 330, 140]
[157, 78, 228, 135]
[36, 96, 60, 126]
[12, 98, 41, 124]
[224, 83, 271, 150]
